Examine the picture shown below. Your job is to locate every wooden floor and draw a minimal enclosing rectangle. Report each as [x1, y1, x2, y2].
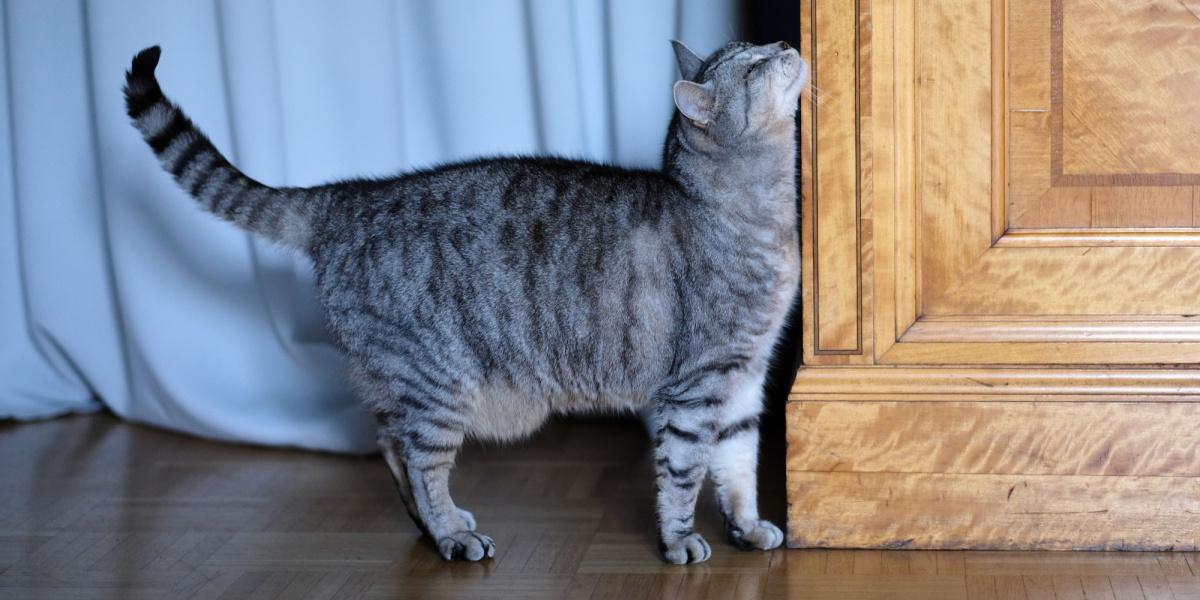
[2, 415, 1200, 599]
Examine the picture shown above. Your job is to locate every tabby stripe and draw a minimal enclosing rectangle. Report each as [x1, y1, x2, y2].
[169, 139, 206, 178]
[148, 111, 188, 153]
[203, 170, 237, 215]
[394, 394, 460, 417]
[665, 463, 701, 479]
[221, 180, 251, 217]
[717, 417, 759, 442]
[665, 356, 751, 399]
[208, 170, 241, 214]
[358, 336, 460, 397]
[417, 415, 463, 433]
[406, 432, 459, 454]
[656, 424, 702, 444]
[188, 156, 222, 197]
[659, 395, 723, 408]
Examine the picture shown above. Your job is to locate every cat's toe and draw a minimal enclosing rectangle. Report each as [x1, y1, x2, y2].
[727, 519, 784, 551]
[660, 532, 712, 565]
[456, 507, 477, 530]
[437, 530, 496, 561]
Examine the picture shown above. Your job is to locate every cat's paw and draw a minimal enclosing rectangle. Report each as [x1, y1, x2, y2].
[660, 532, 712, 565]
[727, 519, 784, 551]
[436, 530, 496, 561]
[456, 507, 476, 530]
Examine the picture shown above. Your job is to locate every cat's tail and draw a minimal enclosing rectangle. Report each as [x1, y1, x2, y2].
[124, 46, 323, 252]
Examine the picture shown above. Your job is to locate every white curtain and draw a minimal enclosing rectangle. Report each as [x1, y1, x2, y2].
[0, 0, 737, 452]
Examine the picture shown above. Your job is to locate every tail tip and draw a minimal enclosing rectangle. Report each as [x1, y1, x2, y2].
[131, 46, 162, 79]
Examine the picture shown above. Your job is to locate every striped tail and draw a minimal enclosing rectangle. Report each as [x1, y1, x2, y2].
[123, 46, 323, 252]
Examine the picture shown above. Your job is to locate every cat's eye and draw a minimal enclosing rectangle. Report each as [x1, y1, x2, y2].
[743, 58, 767, 80]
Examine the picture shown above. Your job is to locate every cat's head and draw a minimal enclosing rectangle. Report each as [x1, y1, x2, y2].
[670, 40, 808, 146]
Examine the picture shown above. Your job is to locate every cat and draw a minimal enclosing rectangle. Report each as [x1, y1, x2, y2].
[123, 39, 807, 564]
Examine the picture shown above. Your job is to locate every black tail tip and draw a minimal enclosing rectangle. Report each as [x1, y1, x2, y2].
[131, 46, 161, 78]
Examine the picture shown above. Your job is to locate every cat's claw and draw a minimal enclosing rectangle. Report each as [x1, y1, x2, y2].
[661, 532, 712, 565]
[727, 519, 784, 551]
[437, 530, 496, 561]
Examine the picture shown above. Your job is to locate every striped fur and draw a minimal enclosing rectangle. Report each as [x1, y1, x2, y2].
[124, 41, 806, 564]
[124, 46, 324, 251]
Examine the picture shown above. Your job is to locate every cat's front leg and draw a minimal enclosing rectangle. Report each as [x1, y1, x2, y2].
[709, 377, 783, 552]
[652, 400, 714, 564]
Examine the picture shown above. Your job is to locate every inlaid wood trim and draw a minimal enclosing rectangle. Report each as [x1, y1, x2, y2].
[1050, 0, 1200, 187]
[802, 0, 865, 356]
[790, 366, 1200, 401]
[994, 228, 1200, 247]
[902, 318, 1200, 343]
[991, 0, 1008, 242]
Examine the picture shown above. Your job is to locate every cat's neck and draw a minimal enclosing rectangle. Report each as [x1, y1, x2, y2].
[662, 118, 798, 222]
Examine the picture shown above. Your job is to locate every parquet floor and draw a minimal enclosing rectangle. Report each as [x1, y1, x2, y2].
[2, 414, 1199, 599]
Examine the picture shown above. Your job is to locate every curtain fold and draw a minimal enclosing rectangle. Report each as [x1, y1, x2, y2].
[0, 0, 737, 453]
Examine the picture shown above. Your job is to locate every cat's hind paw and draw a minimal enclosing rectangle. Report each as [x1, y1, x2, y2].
[660, 532, 712, 565]
[727, 519, 784, 551]
[437, 530, 496, 561]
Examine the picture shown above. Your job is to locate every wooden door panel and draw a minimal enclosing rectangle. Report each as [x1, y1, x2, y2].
[894, 0, 1200, 363]
[791, 0, 1200, 549]
[795, 0, 1200, 364]
[1008, 0, 1200, 230]
[1058, 0, 1200, 183]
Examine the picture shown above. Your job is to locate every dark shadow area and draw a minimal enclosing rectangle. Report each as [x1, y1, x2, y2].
[741, 0, 803, 526]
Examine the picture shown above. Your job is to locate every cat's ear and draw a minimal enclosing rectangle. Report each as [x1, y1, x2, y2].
[671, 40, 704, 81]
[673, 80, 715, 127]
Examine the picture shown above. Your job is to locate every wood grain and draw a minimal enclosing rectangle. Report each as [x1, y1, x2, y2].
[916, 0, 993, 311]
[901, 319, 1200, 343]
[786, 471, 1200, 551]
[14, 414, 1200, 598]
[1007, 111, 1091, 229]
[787, 401, 1200, 477]
[1091, 188, 1195, 228]
[796, 0, 1200, 556]
[1059, 0, 1200, 181]
[802, 0, 864, 356]
[790, 366, 1200, 401]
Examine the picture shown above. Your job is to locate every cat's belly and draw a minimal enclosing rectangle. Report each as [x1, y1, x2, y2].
[464, 383, 645, 442]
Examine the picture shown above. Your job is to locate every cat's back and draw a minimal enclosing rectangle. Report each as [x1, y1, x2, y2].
[314, 155, 684, 271]
[313, 155, 687, 309]
[395, 155, 674, 218]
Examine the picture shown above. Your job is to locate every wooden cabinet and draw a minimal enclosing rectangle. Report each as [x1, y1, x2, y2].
[788, 0, 1200, 550]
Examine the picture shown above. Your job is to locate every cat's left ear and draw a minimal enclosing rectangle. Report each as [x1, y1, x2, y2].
[671, 40, 703, 81]
[673, 80, 715, 127]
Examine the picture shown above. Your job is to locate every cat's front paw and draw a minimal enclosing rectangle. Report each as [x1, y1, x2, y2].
[727, 519, 784, 551]
[456, 507, 476, 530]
[436, 530, 496, 561]
[660, 531, 712, 564]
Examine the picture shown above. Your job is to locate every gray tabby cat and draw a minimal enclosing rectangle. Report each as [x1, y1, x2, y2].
[123, 39, 806, 564]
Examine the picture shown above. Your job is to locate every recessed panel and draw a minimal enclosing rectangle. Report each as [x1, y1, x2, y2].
[1060, 0, 1200, 181]
[1006, 0, 1200, 230]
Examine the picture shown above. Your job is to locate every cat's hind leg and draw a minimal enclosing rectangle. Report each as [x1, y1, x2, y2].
[376, 407, 495, 561]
